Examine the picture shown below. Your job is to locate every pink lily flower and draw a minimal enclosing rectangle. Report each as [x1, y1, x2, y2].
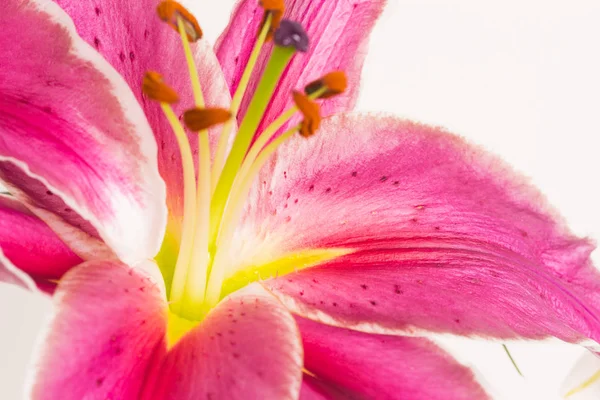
[1, 0, 599, 398]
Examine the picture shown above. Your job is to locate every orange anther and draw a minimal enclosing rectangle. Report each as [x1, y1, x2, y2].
[304, 71, 348, 99]
[259, 0, 285, 40]
[292, 91, 321, 138]
[142, 71, 179, 104]
[183, 108, 232, 131]
[157, 1, 203, 42]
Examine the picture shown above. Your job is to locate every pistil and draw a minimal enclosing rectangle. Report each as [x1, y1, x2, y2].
[209, 20, 310, 267]
[203, 92, 322, 308]
[150, 1, 347, 326]
[212, 13, 273, 191]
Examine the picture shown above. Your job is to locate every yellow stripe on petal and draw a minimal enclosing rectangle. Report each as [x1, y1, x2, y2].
[220, 248, 353, 298]
[565, 369, 600, 398]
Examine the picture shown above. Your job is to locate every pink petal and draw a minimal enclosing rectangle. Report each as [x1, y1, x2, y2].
[141, 284, 303, 400]
[297, 317, 489, 400]
[300, 375, 352, 400]
[30, 260, 167, 400]
[0, 0, 167, 263]
[216, 0, 384, 135]
[0, 194, 81, 288]
[230, 113, 600, 343]
[55, 0, 231, 235]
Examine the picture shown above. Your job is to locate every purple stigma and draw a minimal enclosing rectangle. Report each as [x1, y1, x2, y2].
[274, 20, 309, 52]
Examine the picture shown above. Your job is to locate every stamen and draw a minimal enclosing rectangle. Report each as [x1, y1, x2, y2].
[183, 108, 232, 131]
[212, 12, 273, 189]
[176, 17, 204, 107]
[259, 0, 285, 39]
[181, 128, 211, 320]
[205, 89, 326, 306]
[304, 71, 348, 99]
[157, 0, 203, 42]
[292, 91, 321, 137]
[241, 87, 327, 173]
[209, 19, 309, 253]
[204, 123, 305, 310]
[158, 103, 197, 314]
[142, 71, 179, 104]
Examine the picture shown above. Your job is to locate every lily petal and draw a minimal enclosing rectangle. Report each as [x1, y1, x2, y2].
[298, 317, 489, 399]
[0, 194, 81, 288]
[561, 351, 600, 399]
[216, 0, 384, 134]
[141, 284, 303, 400]
[30, 260, 167, 400]
[0, 0, 167, 263]
[300, 374, 350, 400]
[55, 0, 231, 237]
[230, 113, 600, 343]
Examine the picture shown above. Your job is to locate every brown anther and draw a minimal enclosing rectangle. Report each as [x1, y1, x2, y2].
[304, 71, 348, 99]
[259, 0, 285, 40]
[292, 91, 321, 138]
[157, 1, 203, 42]
[183, 108, 232, 131]
[142, 71, 179, 104]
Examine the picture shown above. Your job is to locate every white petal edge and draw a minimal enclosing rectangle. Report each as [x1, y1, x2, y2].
[12, 0, 168, 264]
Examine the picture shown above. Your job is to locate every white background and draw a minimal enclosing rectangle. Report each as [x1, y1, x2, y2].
[1, 0, 600, 398]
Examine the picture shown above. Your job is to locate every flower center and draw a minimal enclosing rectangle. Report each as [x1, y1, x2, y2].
[144, 1, 349, 339]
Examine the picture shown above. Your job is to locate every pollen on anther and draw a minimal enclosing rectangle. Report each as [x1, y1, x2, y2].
[292, 91, 321, 137]
[259, 0, 285, 39]
[183, 108, 232, 131]
[142, 71, 179, 104]
[157, 0, 203, 42]
[305, 71, 348, 99]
